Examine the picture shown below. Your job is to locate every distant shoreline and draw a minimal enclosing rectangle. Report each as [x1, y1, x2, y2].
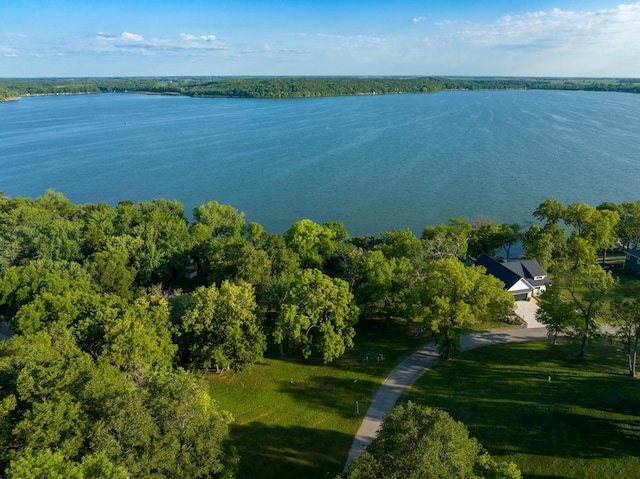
[2, 76, 639, 102]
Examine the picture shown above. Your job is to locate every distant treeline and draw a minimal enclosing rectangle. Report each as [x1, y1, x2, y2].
[1, 76, 640, 101]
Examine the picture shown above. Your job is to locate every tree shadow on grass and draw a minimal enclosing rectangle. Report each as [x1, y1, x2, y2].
[229, 422, 353, 479]
[276, 374, 379, 418]
[408, 341, 640, 461]
[472, 409, 640, 459]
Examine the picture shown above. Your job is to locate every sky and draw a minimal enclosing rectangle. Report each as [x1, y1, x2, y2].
[1, 0, 639, 78]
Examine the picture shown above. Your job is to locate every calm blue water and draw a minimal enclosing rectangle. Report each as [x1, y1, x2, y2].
[1, 90, 639, 236]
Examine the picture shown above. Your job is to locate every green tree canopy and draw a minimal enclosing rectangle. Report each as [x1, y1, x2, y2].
[0, 259, 94, 322]
[375, 228, 425, 267]
[85, 250, 136, 299]
[100, 295, 177, 377]
[344, 402, 521, 479]
[193, 200, 245, 240]
[609, 298, 640, 377]
[0, 326, 236, 478]
[274, 268, 358, 362]
[533, 198, 565, 226]
[617, 200, 640, 249]
[555, 264, 617, 357]
[413, 258, 513, 358]
[535, 285, 581, 344]
[523, 223, 567, 273]
[179, 280, 266, 371]
[283, 218, 337, 269]
[421, 217, 473, 261]
[351, 249, 416, 322]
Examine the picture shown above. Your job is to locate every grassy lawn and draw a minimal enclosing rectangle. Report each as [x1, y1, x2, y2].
[205, 320, 428, 479]
[405, 340, 640, 479]
[607, 265, 640, 302]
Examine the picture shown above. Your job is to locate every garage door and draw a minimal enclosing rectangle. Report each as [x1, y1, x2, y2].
[514, 293, 528, 301]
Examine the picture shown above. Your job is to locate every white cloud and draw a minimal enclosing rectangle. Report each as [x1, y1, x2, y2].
[181, 33, 218, 42]
[0, 45, 19, 56]
[317, 33, 385, 44]
[413, 2, 638, 75]
[472, 2, 640, 50]
[121, 32, 144, 42]
[97, 31, 146, 43]
[413, 16, 428, 24]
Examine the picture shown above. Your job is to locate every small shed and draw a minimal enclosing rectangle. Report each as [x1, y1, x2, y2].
[184, 262, 198, 279]
[622, 249, 640, 273]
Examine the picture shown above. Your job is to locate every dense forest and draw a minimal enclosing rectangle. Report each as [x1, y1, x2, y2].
[1, 190, 639, 477]
[1, 76, 640, 101]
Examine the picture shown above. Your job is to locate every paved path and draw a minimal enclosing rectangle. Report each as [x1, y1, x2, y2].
[343, 326, 550, 470]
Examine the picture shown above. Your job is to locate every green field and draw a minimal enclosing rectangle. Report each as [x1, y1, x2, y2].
[204, 274, 640, 479]
[405, 341, 640, 479]
[206, 321, 428, 479]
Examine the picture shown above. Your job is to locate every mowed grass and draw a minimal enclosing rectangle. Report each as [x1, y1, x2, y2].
[205, 320, 428, 479]
[405, 340, 640, 479]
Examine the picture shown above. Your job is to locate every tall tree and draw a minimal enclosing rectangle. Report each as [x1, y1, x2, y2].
[85, 250, 136, 299]
[205, 239, 272, 291]
[283, 219, 337, 269]
[421, 217, 473, 260]
[555, 265, 616, 358]
[532, 198, 565, 226]
[468, 218, 503, 258]
[563, 202, 619, 265]
[179, 280, 266, 372]
[274, 268, 358, 362]
[193, 201, 245, 240]
[0, 259, 93, 322]
[413, 259, 513, 358]
[585, 208, 619, 264]
[523, 223, 567, 272]
[351, 250, 415, 322]
[563, 202, 594, 235]
[375, 229, 425, 267]
[494, 223, 523, 259]
[101, 295, 177, 377]
[609, 298, 640, 377]
[617, 200, 640, 250]
[535, 285, 580, 344]
[144, 369, 238, 478]
[566, 235, 598, 269]
[0, 327, 94, 470]
[344, 402, 521, 479]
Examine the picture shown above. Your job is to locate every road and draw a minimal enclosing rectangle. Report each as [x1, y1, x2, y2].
[343, 326, 550, 470]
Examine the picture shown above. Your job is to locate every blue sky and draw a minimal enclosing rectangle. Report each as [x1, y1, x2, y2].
[1, 0, 639, 77]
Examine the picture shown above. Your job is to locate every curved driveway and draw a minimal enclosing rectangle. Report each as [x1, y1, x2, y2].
[343, 326, 549, 470]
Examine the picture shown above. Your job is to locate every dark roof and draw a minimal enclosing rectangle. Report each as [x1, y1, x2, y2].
[475, 254, 524, 290]
[626, 249, 640, 259]
[501, 259, 550, 287]
[475, 254, 549, 289]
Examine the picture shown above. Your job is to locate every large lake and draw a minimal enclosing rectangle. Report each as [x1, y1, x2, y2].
[1, 90, 639, 236]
